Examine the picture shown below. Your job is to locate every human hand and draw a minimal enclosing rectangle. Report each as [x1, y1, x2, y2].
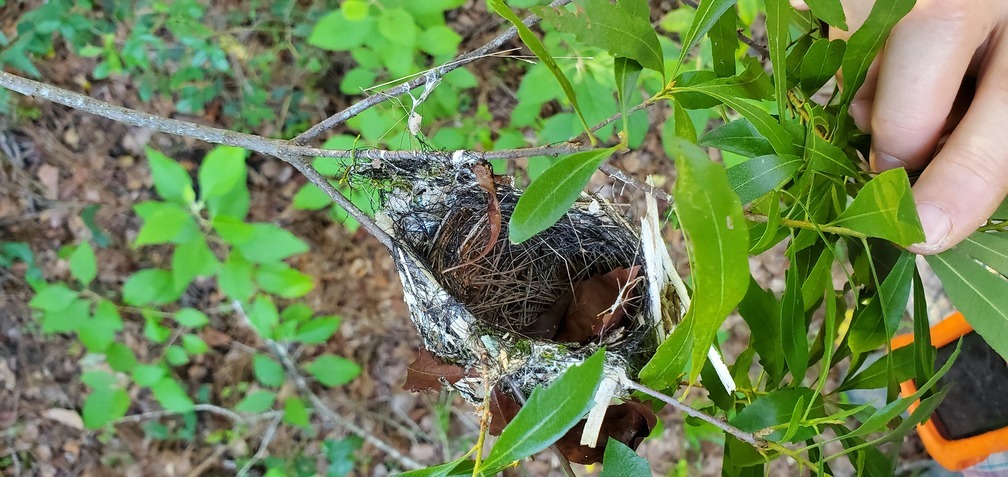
[792, 0, 1008, 254]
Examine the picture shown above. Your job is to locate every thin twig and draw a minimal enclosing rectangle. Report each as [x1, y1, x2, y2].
[627, 380, 767, 449]
[599, 163, 673, 203]
[186, 445, 228, 477]
[231, 301, 424, 471]
[116, 403, 262, 424]
[236, 413, 283, 477]
[292, 0, 575, 145]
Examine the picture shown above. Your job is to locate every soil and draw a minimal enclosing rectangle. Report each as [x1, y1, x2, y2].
[0, 1, 942, 476]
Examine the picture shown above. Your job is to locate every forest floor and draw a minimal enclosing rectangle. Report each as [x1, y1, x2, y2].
[0, 1, 938, 476]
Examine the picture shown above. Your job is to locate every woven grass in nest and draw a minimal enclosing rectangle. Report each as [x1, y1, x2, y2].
[372, 152, 678, 404]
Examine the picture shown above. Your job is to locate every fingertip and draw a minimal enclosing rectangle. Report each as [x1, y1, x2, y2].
[869, 149, 909, 172]
[849, 99, 871, 132]
[907, 202, 954, 255]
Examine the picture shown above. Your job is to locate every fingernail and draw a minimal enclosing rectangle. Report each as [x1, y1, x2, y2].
[869, 150, 908, 172]
[910, 202, 952, 254]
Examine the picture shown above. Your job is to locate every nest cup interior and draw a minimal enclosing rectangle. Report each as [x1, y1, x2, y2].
[421, 181, 655, 356]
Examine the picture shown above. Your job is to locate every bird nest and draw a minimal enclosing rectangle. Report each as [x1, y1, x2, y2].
[367, 150, 679, 401]
[362, 149, 685, 462]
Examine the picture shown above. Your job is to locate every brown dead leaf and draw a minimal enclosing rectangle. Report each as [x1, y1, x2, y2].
[43, 408, 84, 431]
[403, 348, 472, 392]
[555, 265, 641, 343]
[522, 290, 571, 340]
[554, 399, 657, 465]
[488, 386, 522, 435]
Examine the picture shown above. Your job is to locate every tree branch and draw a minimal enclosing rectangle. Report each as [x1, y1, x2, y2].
[0, 71, 601, 253]
[677, 0, 769, 59]
[627, 380, 767, 449]
[292, 0, 575, 145]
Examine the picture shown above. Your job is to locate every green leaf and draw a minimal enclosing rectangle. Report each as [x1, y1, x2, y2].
[235, 390, 277, 413]
[730, 387, 820, 442]
[292, 184, 332, 210]
[671, 138, 749, 380]
[780, 263, 808, 383]
[174, 308, 209, 326]
[927, 244, 1008, 361]
[79, 300, 122, 352]
[737, 280, 785, 385]
[172, 236, 219, 290]
[804, 0, 847, 29]
[237, 223, 309, 263]
[726, 154, 801, 204]
[82, 387, 129, 429]
[151, 377, 195, 413]
[708, 6, 739, 77]
[145, 147, 195, 205]
[198, 146, 248, 201]
[256, 262, 314, 298]
[247, 296, 279, 339]
[799, 39, 845, 92]
[849, 252, 915, 353]
[673, 82, 792, 155]
[677, 0, 739, 71]
[134, 201, 197, 246]
[398, 459, 475, 477]
[957, 232, 1008, 276]
[538, 0, 664, 74]
[911, 270, 936, 395]
[804, 129, 859, 177]
[283, 396, 311, 429]
[377, 8, 418, 47]
[482, 350, 605, 472]
[294, 316, 342, 344]
[487, 0, 594, 141]
[830, 168, 924, 246]
[131, 364, 166, 387]
[254, 353, 285, 387]
[600, 438, 651, 476]
[218, 251, 255, 301]
[122, 269, 177, 306]
[181, 334, 209, 355]
[764, 0, 790, 120]
[304, 355, 361, 387]
[419, 25, 463, 56]
[839, 0, 914, 107]
[29, 283, 78, 311]
[106, 343, 138, 372]
[848, 342, 959, 438]
[164, 345, 189, 366]
[615, 57, 643, 135]
[639, 315, 691, 390]
[308, 10, 375, 52]
[41, 298, 88, 334]
[69, 242, 97, 286]
[509, 146, 620, 243]
[839, 345, 914, 391]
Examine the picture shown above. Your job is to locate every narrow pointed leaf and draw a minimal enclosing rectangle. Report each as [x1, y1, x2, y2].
[539, 0, 664, 74]
[765, 0, 790, 119]
[482, 350, 605, 471]
[671, 138, 749, 381]
[727, 154, 801, 204]
[804, 0, 847, 29]
[830, 168, 924, 246]
[678, 0, 739, 69]
[927, 244, 1008, 361]
[487, 0, 594, 141]
[510, 146, 619, 243]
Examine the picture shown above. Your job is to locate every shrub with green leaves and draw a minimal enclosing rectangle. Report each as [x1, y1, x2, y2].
[26, 146, 359, 464]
